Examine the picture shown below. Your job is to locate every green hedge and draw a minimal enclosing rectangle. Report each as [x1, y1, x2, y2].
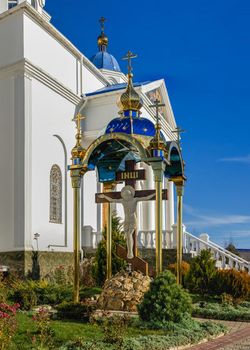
[192, 302, 250, 321]
[56, 302, 96, 322]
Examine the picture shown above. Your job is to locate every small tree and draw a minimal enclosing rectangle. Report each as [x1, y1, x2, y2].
[138, 270, 192, 325]
[185, 249, 216, 295]
[92, 212, 127, 286]
[225, 243, 240, 256]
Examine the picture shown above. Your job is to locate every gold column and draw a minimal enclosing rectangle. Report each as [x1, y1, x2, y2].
[170, 176, 185, 285]
[102, 182, 114, 280]
[151, 162, 165, 276]
[106, 200, 112, 280]
[102, 183, 115, 230]
[155, 179, 163, 275]
[176, 185, 184, 284]
[73, 185, 80, 302]
[70, 113, 86, 302]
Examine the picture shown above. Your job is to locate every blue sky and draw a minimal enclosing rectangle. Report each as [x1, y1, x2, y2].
[45, 0, 250, 248]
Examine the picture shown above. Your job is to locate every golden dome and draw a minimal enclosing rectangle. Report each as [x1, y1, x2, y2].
[97, 32, 108, 49]
[71, 133, 86, 159]
[119, 73, 142, 113]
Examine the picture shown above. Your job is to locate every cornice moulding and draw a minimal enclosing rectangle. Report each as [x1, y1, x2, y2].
[0, 59, 81, 105]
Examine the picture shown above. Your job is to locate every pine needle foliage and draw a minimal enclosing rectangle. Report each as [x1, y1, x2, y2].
[185, 249, 216, 295]
[92, 212, 127, 286]
[138, 270, 192, 325]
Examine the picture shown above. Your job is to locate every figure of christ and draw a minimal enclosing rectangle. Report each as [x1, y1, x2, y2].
[99, 185, 155, 259]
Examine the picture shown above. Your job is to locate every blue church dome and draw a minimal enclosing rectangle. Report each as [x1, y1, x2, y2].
[106, 116, 156, 137]
[90, 18, 121, 72]
[90, 51, 121, 72]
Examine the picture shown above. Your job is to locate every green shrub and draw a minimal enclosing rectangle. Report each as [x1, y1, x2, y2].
[56, 302, 95, 322]
[137, 270, 192, 325]
[92, 212, 127, 286]
[9, 280, 72, 310]
[212, 269, 250, 300]
[9, 281, 38, 310]
[185, 250, 216, 295]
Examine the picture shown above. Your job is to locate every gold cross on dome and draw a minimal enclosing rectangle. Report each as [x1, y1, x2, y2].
[149, 98, 165, 126]
[72, 113, 85, 134]
[172, 126, 186, 144]
[122, 51, 137, 75]
[99, 16, 106, 33]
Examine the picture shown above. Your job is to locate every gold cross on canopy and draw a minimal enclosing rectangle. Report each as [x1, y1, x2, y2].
[72, 113, 85, 134]
[172, 126, 186, 144]
[122, 51, 137, 75]
[149, 98, 165, 126]
[99, 16, 106, 33]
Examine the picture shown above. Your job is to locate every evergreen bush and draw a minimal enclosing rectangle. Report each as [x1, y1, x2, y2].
[92, 212, 127, 286]
[185, 250, 216, 295]
[137, 270, 192, 325]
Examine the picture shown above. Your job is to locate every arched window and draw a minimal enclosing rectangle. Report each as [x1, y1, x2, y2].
[49, 164, 62, 224]
[8, 0, 18, 9]
[31, 0, 36, 8]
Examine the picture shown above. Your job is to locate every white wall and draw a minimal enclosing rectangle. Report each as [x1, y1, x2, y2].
[0, 77, 15, 251]
[0, 12, 23, 70]
[23, 14, 104, 95]
[83, 171, 98, 231]
[30, 78, 76, 252]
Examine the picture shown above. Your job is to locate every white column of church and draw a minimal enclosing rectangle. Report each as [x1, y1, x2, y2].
[140, 164, 154, 232]
[167, 180, 175, 248]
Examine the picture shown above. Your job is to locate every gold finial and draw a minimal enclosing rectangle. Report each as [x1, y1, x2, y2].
[149, 99, 165, 143]
[118, 51, 142, 115]
[149, 99, 166, 152]
[172, 126, 186, 147]
[98, 17, 108, 50]
[71, 113, 86, 159]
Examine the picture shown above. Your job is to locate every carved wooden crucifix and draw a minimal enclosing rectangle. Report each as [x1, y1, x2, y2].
[95, 160, 168, 260]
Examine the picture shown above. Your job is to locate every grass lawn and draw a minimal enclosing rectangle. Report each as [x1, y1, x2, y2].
[13, 312, 166, 349]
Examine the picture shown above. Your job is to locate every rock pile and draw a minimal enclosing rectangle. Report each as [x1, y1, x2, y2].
[97, 271, 151, 312]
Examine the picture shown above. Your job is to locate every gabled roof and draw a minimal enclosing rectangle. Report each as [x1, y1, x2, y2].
[85, 81, 151, 97]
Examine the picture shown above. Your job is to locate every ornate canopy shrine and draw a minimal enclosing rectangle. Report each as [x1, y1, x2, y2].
[69, 52, 185, 302]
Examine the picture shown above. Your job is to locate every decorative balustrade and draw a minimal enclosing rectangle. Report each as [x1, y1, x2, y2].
[83, 226, 250, 273]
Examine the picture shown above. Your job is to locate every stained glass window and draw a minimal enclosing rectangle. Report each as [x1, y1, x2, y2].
[49, 164, 62, 224]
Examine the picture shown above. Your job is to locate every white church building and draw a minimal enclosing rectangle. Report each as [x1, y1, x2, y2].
[1, 0, 246, 276]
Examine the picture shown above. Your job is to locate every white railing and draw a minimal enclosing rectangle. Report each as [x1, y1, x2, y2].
[82, 226, 250, 273]
[185, 231, 250, 272]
